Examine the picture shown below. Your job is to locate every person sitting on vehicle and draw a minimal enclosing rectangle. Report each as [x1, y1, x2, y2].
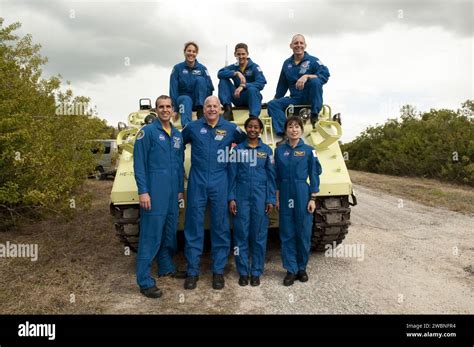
[268, 34, 330, 145]
[170, 41, 214, 127]
[217, 43, 266, 121]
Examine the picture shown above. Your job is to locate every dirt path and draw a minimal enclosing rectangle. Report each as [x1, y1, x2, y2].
[1, 179, 472, 314]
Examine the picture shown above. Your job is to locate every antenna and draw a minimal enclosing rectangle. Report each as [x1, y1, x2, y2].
[225, 44, 228, 66]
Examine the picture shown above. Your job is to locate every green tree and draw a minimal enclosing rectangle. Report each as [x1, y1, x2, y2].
[342, 102, 474, 185]
[0, 18, 115, 229]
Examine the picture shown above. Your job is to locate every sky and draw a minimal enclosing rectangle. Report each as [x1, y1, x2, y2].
[1, 0, 473, 142]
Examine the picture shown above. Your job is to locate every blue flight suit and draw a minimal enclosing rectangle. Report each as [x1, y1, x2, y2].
[268, 52, 330, 135]
[217, 58, 267, 116]
[228, 139, 276, 277]
[275, 139, 322, 274]
[170, 60, 214, 127]
[133, 120, 184, 289]
[182, 117, 247, 277]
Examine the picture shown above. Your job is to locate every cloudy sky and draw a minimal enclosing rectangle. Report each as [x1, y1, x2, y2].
[1, 0, 472, 142]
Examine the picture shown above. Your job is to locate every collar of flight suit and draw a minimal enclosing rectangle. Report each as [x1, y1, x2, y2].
[243, 138, 263, 149]
[200, 115, 224, 129]
[152, 118, 176, 137]
[284, 138, 305, 149]
[290, 51, 309, 65]
[183, 59, 201, 70]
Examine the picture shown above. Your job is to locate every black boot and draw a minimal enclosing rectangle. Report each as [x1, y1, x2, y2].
[250, 276, 260, 287]
[311, 113, 319, 129]
[140, 286, 163, 298]
[196, 106, 203, 119]
[223, 104, 234, 121]
[283, 272, 297, 286]
[212, 274, 225, 290]
[238, 275, 249, 287]
[184, 276, 199, 290]
[297, 270, 309, 282]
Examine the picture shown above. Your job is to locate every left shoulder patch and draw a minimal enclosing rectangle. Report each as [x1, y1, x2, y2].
[294, 151, 306, 157]
[136, 130, 145, 140]
[312, 150, 318, 157]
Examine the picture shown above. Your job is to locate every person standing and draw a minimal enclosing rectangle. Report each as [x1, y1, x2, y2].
[228, 117, 276, 286]
[182, 96, 247, 290]
[170, 41, 214, 127]
[217, 43, 266, 120]
[275, 116, 322, 286]
[133, 95, 186, 298]
[268, 34, 330, 144]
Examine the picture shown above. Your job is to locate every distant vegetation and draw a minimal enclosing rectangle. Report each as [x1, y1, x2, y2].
[0, 19, 115, 229]
[342, 101, 474, 186]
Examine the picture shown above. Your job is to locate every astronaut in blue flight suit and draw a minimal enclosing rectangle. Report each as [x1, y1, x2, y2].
[268, 34, 330, 141]
[133, 95, 185, 298]
[170, 41, 214, 128]
[228, 117, 276, 287]
[182, 96, 247, 290]
[217, 43, 267, 120]
[275, 116, 322, 286]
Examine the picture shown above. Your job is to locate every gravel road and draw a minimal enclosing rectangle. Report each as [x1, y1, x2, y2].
[104, 184, 474, 314]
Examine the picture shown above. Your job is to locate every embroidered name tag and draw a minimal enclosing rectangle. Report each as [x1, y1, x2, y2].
[257, 152, 267, 158]
[294, 151, 305, 157]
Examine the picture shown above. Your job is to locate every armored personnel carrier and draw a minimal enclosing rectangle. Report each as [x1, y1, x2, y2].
[110, 98, 357, 252]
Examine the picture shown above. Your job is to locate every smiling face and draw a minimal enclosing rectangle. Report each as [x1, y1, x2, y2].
[204, 96, 220, 123]
[245, 118, 262, 140]
[184, 44, 198, 65]
[156, 97, 173, 123]
[285, 121, 303, 140]
[290, 34, 307, 56]
[234, 48, 248, 66]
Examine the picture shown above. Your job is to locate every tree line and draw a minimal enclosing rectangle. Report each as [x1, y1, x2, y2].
[0, 19, 115, 229]
[342, 102, 474, 186]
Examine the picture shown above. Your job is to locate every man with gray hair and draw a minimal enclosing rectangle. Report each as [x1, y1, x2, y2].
[182, 96, 247, 290]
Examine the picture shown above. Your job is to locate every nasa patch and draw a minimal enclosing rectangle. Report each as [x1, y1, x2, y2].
[284, 151, 290, 157]
[182, 69, 189, 74]
[287, 63, 293, 69]
[159, 134, 166, 141]
[200, 127, 207, 134]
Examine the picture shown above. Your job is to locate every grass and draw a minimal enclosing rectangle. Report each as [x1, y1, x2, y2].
[349, 170, 474, 215]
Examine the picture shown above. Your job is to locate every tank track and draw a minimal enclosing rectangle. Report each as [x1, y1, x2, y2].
[110, 204, 140, 252]
[311, 195, 357, 252]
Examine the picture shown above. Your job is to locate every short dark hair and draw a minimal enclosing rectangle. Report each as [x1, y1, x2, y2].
[184, 41, 199, 53]
[234, 43, 248, 53]
[155, 95, 173, 108]
[244, 116, 263, 129]
[284, 116, 304, 130]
